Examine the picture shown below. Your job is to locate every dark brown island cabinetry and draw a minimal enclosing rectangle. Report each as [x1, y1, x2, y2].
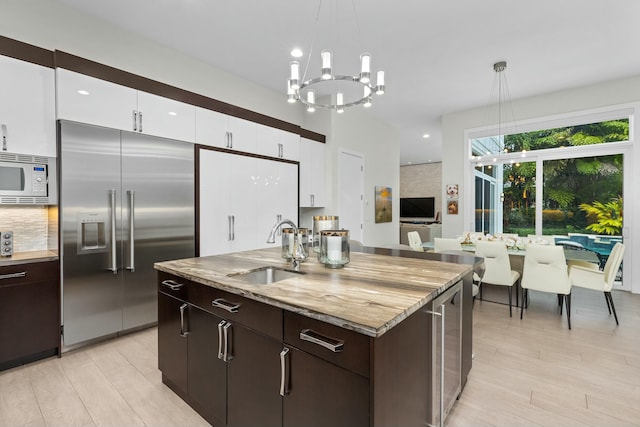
[157, 264, 470, 427]
[0, 260, 60, 371]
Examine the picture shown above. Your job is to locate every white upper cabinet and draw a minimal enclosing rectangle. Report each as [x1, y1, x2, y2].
[57, 69, 195, 142]
[256, 125, 300, 161]
[299, 138, 326, 208]
[0, 55, 56, 157]
[136, 91, 195, 142]
[195, 107, 257, 153]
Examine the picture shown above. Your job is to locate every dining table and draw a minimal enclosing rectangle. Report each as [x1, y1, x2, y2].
[423, 242, 601, 307]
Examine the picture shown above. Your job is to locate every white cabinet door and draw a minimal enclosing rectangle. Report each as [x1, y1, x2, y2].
[57, 68, 137, 132]
[299, 138, 326, 207]
[0, 55, 55, 157]
[227, 117, 256, 153]
[195, 107, 229, 148]
[199, 148, 299, 256]
[256, 126, 300, 161]
[199, 149, 231, 256]
[136, 91, 195, 142]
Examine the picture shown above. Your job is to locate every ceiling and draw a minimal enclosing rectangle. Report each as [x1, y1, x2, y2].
[53, 0, 640, 165]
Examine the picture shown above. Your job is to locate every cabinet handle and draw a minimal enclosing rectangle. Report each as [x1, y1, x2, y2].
[278, 143, 283, 158]
[161, 279, 184, 290]
[224, 131, 230, 148]
[229, 131, 233, 148]
[280, 347, 290, 396]
[138, 112, 143, 132]
[179, 303, 189, 337]
[217, 320, 226, 360]
[299, 329, 344, 353]
[228, 215, 233, 241]
[0, 272, 27, 280]
[276, 214, 282, 236]
[231, 215, 235, 241]
[310, 194, 315, 207]
[212, 298, 241, 313]
[109, 189, 118, 274]
[132, 110, 137, 131]
[1, 124, 7, 151]
[223, 322, 233, 362]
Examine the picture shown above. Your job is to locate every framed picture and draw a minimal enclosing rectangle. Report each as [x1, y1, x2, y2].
[447, 199, 459, 215]
[446, 184, 459, 199]
[374, 186, 392, 223]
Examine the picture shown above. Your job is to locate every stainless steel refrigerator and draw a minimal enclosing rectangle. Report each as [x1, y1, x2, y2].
[60, 121, 194, 347]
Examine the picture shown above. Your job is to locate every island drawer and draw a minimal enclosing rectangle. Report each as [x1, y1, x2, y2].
[157, 271, 189, 302]
[189, 281, 283, 341]
[284, 311, 370, 378]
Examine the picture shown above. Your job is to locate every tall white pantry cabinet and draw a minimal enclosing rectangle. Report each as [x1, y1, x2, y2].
[198, 148, 298, 256]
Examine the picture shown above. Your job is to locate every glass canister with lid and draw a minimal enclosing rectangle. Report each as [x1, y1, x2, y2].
[319, 229, 350, 268]
[312, 215, 339, 253]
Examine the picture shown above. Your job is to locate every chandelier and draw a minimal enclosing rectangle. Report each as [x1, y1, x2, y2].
[286, 0, 386, 113]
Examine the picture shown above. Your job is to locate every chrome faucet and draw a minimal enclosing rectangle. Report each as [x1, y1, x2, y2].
[266, 219, 307, 271]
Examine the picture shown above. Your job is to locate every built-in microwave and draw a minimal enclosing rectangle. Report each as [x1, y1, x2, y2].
[0, 152, 57, 205]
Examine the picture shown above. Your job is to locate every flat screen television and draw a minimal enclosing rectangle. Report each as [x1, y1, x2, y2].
[400, 197, 435, 219]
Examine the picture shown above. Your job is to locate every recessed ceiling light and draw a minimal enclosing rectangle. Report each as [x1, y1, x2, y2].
[168, 111, 177, 116]
[290, 48, 303, 58]
[422, 133, 430, 139]
[77, 90, 90, 95]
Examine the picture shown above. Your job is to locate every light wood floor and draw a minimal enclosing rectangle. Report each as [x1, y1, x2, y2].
[1, 287, 639, 427]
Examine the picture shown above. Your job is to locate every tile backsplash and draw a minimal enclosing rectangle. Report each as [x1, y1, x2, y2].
[0, 206, 56, 252]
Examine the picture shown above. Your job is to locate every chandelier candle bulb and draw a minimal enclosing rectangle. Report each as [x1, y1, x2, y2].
[287, 79, 297, 103]
[290, 61, 300, 90]
[376, 70, 385, 95]
[337, 92, 344, 113]
[360, 53, 371, 83]
[307, 90, 316, 112]
[321, 50, 332, 79]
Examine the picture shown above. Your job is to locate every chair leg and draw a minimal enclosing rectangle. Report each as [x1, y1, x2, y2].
[520, 288, 527, 319]
[606, 292, 619, 325]
[559, 294, 564, 315]
[604, 292, 612, 314]
[565, 293, 571, 330]
[507, 286, 513, 317]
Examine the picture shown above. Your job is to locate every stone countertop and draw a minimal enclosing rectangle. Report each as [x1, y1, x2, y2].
[154, 247, 472, 338]
[0, 250, 59, 267]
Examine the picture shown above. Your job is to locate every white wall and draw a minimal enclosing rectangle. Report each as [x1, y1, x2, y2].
[442, 76, 640, 293]
[3, 0, 400, 245]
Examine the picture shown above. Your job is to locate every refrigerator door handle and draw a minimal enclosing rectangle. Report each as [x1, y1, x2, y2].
[228, 215, 233, 241]
[109, 189, 118, 274]
[126, 190, 135, 272]
[132, 110, 137, 132]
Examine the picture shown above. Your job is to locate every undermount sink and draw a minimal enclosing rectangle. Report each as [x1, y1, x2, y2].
[228, 266, 304, 285]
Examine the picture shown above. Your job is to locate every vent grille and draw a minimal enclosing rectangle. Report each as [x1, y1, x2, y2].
[0, 196, 50, 205]
[0, 152, 49, 164]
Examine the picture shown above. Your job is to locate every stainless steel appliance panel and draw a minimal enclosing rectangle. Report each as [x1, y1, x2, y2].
[121, 132, 194, 329]
[61, 121, 195, 347]
[61, 122, 123, 345]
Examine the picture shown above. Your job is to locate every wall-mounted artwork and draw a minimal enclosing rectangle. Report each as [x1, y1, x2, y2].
[446, 184, 459, 215]
[375, 186, 392, 223]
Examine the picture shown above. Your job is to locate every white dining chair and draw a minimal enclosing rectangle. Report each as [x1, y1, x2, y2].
[569, 242, 625, 325]
[475, 240, 520, 316]
[433, 237, 462, 253]
[520, 244, 573, 329]
[407, 231, 424, 252]
[527, 235, 556, 245]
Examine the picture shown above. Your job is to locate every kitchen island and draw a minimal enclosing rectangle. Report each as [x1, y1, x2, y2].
[155, 247, 475, 427]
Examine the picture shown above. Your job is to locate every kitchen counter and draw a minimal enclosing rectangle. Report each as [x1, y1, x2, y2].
[0, 250, 59, 267]
[154, 247, 471, 337]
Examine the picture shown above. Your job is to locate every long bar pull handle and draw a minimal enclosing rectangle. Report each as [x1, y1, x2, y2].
[310, 194, 315, 207]
[161, 279, 183, 291]
[222, 322, 233, 362]
[278, 143, 283, 158]
[126, 190, 135, 271]
[1, 124, 7, 151]
[228, 215, 233, 241]
[280, 347, 290, 396]
[438, 303, 446, 427]
[109, 189, 118, 274]
[299, 329, 344, 353]
[217, 320, 226, 360]
[229, 131, 233, 148]
[276, 214, 282, 237]
[179, 303, 189, 337]
[132, 111, 137, 131]
[0, 272, 27, 280]
[138, 111, 143, 132]
[212, 298, 241, 313]
[231, 215, 235, 241]
[225, 131, 230, 148]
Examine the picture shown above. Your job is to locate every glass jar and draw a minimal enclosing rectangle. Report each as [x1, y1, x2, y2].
[281, 228, 309, 260]
[312, 215, 339, 253]
[319, 229, 350, 268]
